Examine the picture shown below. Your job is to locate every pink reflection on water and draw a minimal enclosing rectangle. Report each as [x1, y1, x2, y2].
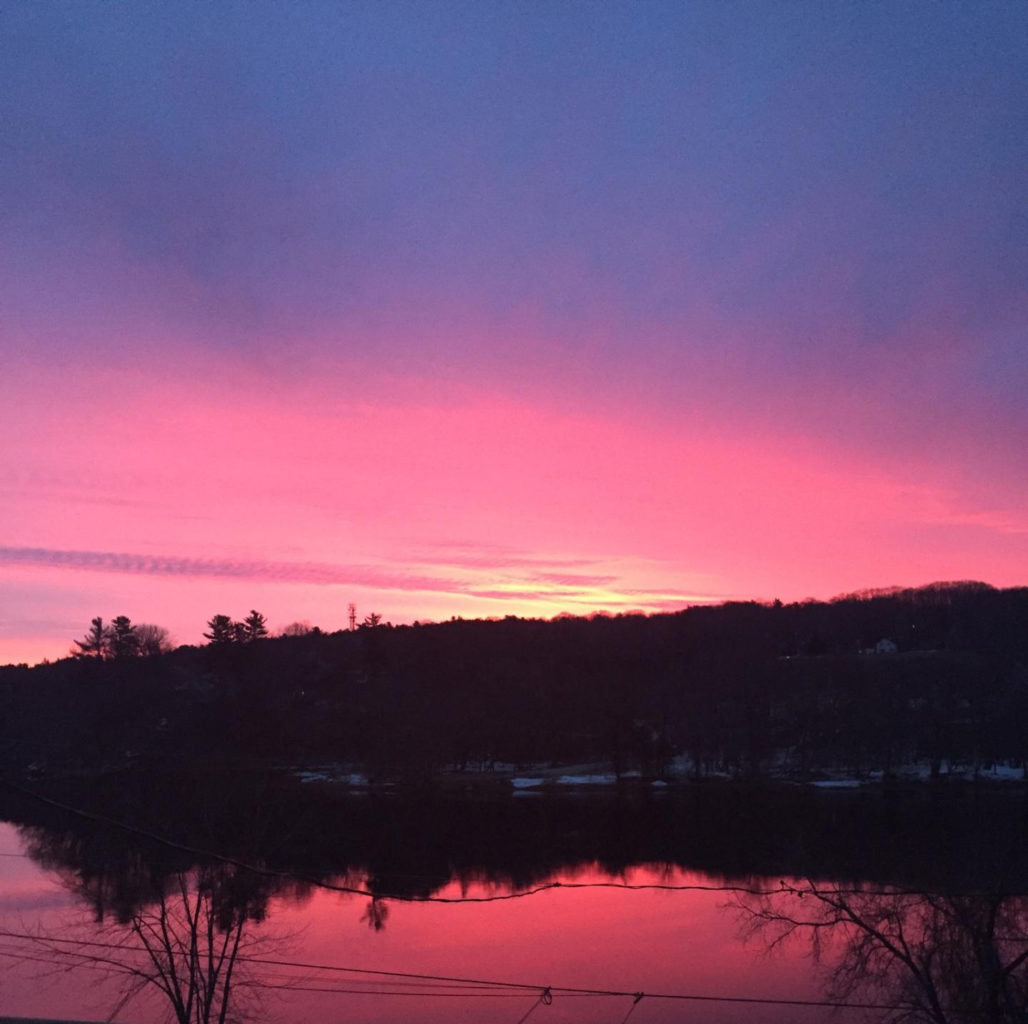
[0, 824, 873, 1024]
[263, 866, 867, 1024]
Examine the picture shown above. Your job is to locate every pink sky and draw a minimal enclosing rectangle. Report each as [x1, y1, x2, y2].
[2, 3, 1025, 665]
[3, 343, 1025, 665]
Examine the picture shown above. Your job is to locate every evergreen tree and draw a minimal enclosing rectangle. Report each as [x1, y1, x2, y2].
[73, 617, 110, 660]
[108, 615, 141, 659]
[204, 614, 238, 645]
[241, 610, 269, 643]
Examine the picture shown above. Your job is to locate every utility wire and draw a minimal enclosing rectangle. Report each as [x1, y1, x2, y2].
[514, 987, 551, 1023]
[0, 928, 917, 1011]
[3, 779, 1012, 903]
[617, 992, 645, 1024]
[1, 780, 1022, 1018]
[0, 780, 813, 902]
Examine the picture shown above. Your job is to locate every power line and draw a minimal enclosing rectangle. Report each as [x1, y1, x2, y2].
[2, 783, 1021, 1024]
[4, 779, 1011, 905]
[514, 988, 550, 1023]
[618, 992, 645, 1024]
[0, 928, 912, 1012]
[0, 779, 803, 903]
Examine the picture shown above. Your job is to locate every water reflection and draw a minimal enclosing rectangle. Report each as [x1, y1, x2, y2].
[0, 775, 1026, 1023]
[737, 883, 1028, 1024]
[13, 824, 290, 1023]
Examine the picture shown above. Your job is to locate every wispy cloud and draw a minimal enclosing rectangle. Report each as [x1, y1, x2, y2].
[0, 546, 454, 593]
[0, 545, 713, 614]
[465, 589, 600, 602]
[524, 572, 620, 588]
[401, 545, 602, 572]
[930, 510, 1028, 536]
[397, 547, 622, 589]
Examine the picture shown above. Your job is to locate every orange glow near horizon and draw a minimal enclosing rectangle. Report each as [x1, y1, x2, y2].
[4, 2, 1026, 667]
[2, 354, 1026, 665]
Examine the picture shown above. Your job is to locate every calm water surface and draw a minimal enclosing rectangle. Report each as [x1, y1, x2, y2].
[0, 777, 1024, 1023]
[0, 825, 852, 1024]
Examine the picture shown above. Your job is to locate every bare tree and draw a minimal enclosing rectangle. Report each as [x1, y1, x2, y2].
[3, 860, 290, 1024]
[136, 623, 174, 656]
[735, 881, 1028, 1024]
[118, 868, 256, 1024]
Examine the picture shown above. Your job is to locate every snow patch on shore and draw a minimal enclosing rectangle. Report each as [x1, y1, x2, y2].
[557, 773, 618, 786]
[297, 769, 368, 786]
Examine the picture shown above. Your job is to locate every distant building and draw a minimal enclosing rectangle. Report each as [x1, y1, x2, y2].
[862, 638, 898, 655]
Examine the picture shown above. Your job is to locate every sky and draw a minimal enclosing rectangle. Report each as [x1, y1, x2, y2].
[2, 1, 1026, 664]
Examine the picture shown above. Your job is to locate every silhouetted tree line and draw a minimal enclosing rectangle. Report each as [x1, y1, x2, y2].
[1, 581, 1025, 779]
[203, 610, 269, 645]
[72, 615, 173, 660]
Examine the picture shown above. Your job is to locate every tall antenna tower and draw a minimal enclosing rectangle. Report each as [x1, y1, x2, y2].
[348, 603, 357, 632]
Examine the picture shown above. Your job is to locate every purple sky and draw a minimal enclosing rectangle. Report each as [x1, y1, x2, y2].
[2, 1, 1026, 663]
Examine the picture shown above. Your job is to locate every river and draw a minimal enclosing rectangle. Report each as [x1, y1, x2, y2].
[0, 773, 1024, 1023]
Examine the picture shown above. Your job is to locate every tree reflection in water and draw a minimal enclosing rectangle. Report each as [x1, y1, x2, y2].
[3, 779, 1027, 1022]
[736, 882, 1028, 1024]
[359, 896, 390, 931]
[11, 826, 291, 1024]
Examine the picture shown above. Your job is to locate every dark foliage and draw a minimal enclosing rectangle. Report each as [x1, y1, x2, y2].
[2, 582, 1026, 779]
